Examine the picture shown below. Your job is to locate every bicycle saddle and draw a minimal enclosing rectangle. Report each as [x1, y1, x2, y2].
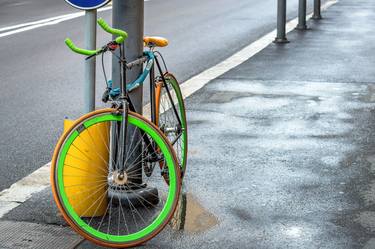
[144, 36, 169, 47]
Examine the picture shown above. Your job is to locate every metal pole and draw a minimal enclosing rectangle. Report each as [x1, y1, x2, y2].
[273, 0, 289, 43]
[296, 0, 307, 30]
[84, 10, 97, 113]
[111, 0, 158, 205]
[112, 0, 144, 114]
[312, 0, 322, 19]
[112, 0, 144, 185]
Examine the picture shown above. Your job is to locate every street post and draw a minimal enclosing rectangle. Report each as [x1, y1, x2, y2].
[112, 0, 146, 187]
[84, 10, 97, 113]
[64, 0, 111, 112]
[313, 0, 322, 19]
[274, 0, 289, 43]
[296, 0, 308, 30]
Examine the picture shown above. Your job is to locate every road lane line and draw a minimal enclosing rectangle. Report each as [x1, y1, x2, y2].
[0, 12, 85, 33]
[0, 0, 150, 38]
[0, 6, 112, 38]
[0, 0, 337, 218]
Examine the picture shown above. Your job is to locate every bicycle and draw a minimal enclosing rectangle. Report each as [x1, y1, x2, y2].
[51, 19, 187, 248]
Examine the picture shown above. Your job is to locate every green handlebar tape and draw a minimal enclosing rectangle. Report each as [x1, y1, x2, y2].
[64, 38, 101, 56]
[97, 18, 128, 44]
[64, 19, 126, 56]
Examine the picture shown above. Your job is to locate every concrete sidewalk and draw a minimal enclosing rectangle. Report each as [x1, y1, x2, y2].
[2, 0, 375, 248]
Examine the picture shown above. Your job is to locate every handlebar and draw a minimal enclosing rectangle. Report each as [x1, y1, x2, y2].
[64, 38, 101, 56]
[97, 18, 128, 44]
[65, 18, 128, 56]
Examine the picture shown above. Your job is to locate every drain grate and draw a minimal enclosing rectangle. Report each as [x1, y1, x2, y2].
[0, 220, 83, 249]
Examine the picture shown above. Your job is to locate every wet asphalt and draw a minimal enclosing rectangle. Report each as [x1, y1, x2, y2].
[2, 0, 375, 248]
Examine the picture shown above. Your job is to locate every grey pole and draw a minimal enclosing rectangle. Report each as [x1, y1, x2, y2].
[296, 0, 308, 30]
[274, 0, 289, 43]
[112, 0, 143, 113]
[84, 10, 97, 113]
[312, 0, 322, 19]
[112, 0, 144, 185]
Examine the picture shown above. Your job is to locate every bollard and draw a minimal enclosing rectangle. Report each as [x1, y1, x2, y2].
[296, 0, 307, 30]
[84, 10, 97, 113]
[312, 0, 322, 19]
[273, 0, 289, 43]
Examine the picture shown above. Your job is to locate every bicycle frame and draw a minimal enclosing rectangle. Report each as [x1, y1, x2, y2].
[111, 44, 182, 178]
[120, 48, 182, 128]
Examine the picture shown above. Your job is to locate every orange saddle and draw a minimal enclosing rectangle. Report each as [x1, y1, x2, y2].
[143, 36, 169, 47]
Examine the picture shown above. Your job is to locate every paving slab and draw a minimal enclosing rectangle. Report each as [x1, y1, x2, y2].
[0, 220, 82, 249]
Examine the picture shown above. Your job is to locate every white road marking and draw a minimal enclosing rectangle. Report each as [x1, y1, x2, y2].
[0, 0, 150, 38]
[0, 6, 112, 38]
[0, 163, 50, 217]
[0, 0, 337, 218]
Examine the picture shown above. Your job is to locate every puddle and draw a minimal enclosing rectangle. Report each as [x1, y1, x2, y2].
[170, 192, 219, 234]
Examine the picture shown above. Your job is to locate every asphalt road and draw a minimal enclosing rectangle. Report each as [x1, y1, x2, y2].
[0, 0, 74, 29]
[0, 0, 308, 191]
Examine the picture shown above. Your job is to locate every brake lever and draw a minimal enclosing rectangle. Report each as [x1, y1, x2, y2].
[85, 53, 97, 61]
[85, 41, 119, 61]
[107, 42, 119, 51]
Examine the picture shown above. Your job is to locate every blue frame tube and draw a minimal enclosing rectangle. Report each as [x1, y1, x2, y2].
[127, 51, 155, 92]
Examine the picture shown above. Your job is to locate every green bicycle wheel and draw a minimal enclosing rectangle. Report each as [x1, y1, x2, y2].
[51, 109, 181, 248]
[155, 73, 188, 177]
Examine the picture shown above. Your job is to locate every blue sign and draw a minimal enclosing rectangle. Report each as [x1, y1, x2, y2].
[65, 0, 111, 10]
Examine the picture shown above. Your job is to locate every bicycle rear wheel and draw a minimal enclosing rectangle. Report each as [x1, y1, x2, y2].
[51, 109, 181, 248]
[155, 73, 188, 177]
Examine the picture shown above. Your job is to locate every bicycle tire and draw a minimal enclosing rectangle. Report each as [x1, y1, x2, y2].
[51, 108, 181, 248]
[155, 73, 188, 177]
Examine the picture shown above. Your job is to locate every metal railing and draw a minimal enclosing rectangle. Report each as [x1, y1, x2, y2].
[274, 0, 322, 44]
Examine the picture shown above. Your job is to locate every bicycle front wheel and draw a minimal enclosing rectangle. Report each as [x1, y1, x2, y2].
[51, 109, 181, 248]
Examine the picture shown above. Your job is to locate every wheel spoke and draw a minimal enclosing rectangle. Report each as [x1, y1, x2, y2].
[53, 110, 180, 246]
